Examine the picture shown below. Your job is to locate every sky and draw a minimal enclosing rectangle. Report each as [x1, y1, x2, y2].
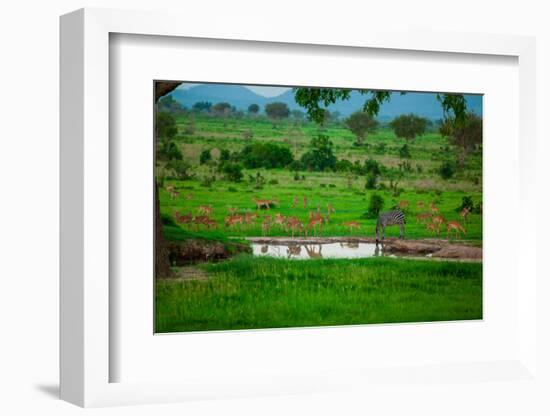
[176, 82, 290, 97]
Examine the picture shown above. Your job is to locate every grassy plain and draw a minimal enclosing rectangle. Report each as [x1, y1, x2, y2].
[156, 256, 482, 333]
[155, 111, 483, 332]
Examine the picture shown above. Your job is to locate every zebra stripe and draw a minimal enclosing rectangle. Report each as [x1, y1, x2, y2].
[376, 210, 406, 241]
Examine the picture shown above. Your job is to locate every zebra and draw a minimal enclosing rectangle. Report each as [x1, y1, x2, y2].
[376, 210, 406, 242]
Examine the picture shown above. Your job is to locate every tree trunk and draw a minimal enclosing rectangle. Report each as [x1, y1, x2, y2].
[155, 180, 172, 278]
[154, 81, 182, 278]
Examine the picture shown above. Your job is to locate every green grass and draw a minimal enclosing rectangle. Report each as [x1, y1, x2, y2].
[155, 256, 482, 333]
[160, 114, 482, 243]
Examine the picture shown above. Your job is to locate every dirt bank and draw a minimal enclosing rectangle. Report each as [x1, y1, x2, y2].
[167, 239, 251, 266]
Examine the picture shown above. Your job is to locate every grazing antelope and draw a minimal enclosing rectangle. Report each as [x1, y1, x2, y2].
[376, 210, 406, 242]
[303, 196, 308, 209]
[304, 245, 323, 259]
[193, 215, 213, 230]
[426, 222, 438, 236]
[224, 214, 244, 230]
[203, 218, 218, 230]
[261, 215, 272, 236]
[306, 216, 324, 236]
[285, 216, 304, 238]
[416, 212, 431, 224]
[460, 206, 471, 222]
[185, 193, 194, 200]
[227, 207, 238, 215]
[244, 211, 258, 227]
[273, 213, 286, 228]
[169, 190, 180, 199]
[417, 201, 425, 209]
[165, 185, 175, 193]
[431, 214, 445, 234]
[253, 198, 275, 210]
[429, 202, 439, 214]
[326, 203, 335, 214]
[446, 221, 467, 239]
[174, 211, 193, 228]
[292, 196, 298, 208]
[398, 200, 409, 210]
[197, 205, 213, 216]
[342, 220, 361, 233]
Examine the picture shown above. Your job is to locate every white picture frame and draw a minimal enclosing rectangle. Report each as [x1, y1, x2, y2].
[60, 7, 538, 408]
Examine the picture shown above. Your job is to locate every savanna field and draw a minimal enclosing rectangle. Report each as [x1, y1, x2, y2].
[155, 104, 483, 333]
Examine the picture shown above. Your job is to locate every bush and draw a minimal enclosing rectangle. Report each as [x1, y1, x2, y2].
[166, 160, 191, 180]
[268, 179, 279, 185]
[438, 161, 455, 179]
[399, 144, 411, 159]
[300, 134, 337, 172]
[328, 183, 336, 188]
[364, 158, 381, 176]
[219, 149, 231, 162]
[220, 162, 243, 182]
[375, 143, 387, 154]
[227, 186, 238, 192]
[362, 194, 385, 219]
[240, 142, 293, 169]
[199, 149, 212, 164]
[158, 139, 182, 161]
[293, 171, 300, 181]
[365, 174, 377, 190]
[335, 158, 354, 172]
[457, 196, 474, 212]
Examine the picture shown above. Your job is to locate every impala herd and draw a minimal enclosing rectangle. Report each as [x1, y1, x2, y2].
[168, 185, 478, 240]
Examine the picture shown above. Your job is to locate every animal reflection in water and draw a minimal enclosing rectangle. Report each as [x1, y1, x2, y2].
[286, 245, 302, 258]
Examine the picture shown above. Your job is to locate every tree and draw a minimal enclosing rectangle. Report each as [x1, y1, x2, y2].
[240, 142, 293, 169]
[154, 81, 183, 278]
[293, 87, 467, 127]
[300, 134, 336, 171]
[212, 102, 233, 117]
[390, 114, 428, 141]
[220, 162, 244, 182]
[440, 112, 482, 168]
[157, 95, 185, 114]
[344, 111, 379, 145]
[192, 101, 212, 113]
[264, 102, 290, 122]
[248, 103, 260, 114]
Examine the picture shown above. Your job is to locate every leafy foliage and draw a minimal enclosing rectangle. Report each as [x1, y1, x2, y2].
[220, 162, 244, 182]
[344, 111, 379, 145]
[248, 103, 259, 114]
[199, 149, 212, 164]
[390, 114, 427, 140]
[192, 101, 212, 112]
[399, 144, 411, 159]
[240, 142, 293, 169]
[440, 112, 482, 168]
[264, 102, 290, 120]
[212, 102, 233, 116]
[300, 134, 337, 171]
[363, 194, 385, 219]
[438, 161, 455, 179]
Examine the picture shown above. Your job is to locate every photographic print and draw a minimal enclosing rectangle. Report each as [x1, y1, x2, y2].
[154, 81, 482, 333]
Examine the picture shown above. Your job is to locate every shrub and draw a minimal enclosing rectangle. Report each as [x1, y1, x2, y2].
[399, 144, 411, 159]
[328, 183, 336, 188]
[300, 134, 337, 172]
[166, 160, 191, 180]
[219, 149, 231, 162]
[457, 196, 474, 212]
[220, 162, 243, 182]
[199, 149, 212, 164]
[240, 142, 293, 169]
[390, 114, 428, 140]
[268, 179, 279, 185]
[438, 161, 455, 179]
[375, 143, 387, 154]
[364, 158, 381, 176]
[158, 139, 182, 161]
[293, 171, 300, 181]
[365, 174, 378, 190]
[227, 186, 238, 192]
[335, 158, 354, 172]
[363, 194, 385, 219]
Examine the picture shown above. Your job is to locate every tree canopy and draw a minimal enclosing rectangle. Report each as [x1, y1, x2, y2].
[293, 87, 467, 126]
[390, 114, 428, 140]
[264, 102, 290, 121]
[344, 111, 379, 145]
[248, 103, 260, 114]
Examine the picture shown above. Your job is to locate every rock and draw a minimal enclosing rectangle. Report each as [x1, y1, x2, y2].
[167, 239, 251, 265]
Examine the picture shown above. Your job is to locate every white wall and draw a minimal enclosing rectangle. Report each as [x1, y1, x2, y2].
[0, 1, 548, 415]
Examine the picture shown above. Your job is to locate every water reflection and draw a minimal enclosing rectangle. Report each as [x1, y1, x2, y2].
[252, 242, 387, 259]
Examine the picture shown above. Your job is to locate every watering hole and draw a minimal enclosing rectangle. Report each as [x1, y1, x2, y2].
[252, 242, 397, 260]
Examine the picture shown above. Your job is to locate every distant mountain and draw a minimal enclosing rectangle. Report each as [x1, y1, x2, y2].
[170, 84, 482, 120]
